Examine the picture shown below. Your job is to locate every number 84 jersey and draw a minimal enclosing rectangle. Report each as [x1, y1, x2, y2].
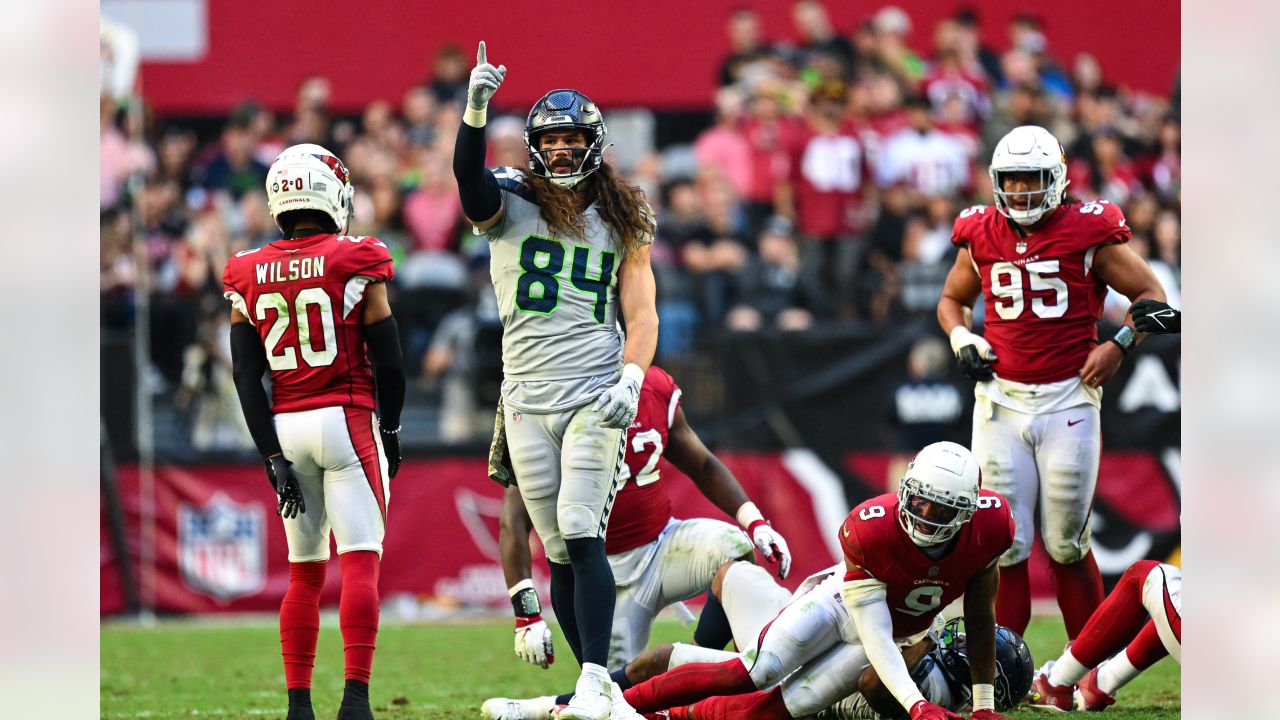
[951, 201, 1131, 384]
[839, 489, 1014, 638]
[222, 233, 394, 413]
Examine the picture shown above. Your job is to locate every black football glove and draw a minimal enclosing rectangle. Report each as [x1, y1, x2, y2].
[380, 427, 402, 479]
[1129, 299, 1180, 334]
[265, 455, 305, 519]
[957, 345, 996, 381]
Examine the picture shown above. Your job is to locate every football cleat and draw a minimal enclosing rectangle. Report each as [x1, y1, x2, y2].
[481, 696, 557, 720]
[1075, 667, 1116, 712]
[1027, 661, 1074, 712]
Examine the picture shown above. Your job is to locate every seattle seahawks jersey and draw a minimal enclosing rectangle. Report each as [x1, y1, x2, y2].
[485, 166, 651, 413]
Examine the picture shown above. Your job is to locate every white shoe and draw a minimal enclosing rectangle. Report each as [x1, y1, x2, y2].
[557, 671, 612, 720]
[609, 682, 644, 720]
[481, 695, 557, 720]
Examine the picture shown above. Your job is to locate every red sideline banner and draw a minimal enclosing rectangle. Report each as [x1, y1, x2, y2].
[101, 452, 1178, 615]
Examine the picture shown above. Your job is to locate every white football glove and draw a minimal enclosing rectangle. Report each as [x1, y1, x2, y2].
[748, 521, 792, 579]
[593, 364, 644, 429]
[948, 326, 998, 381]
[514, 616, 555, 669]
[467, 41, 507, 114]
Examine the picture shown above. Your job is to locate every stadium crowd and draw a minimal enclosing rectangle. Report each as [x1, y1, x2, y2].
[100, 3, 1180, 451]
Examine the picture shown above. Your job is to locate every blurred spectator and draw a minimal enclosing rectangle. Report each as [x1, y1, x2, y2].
[402, 147, 463, 252]
[1007, 12, 1071, 98]
[487, 115, 529, 169]
[403, 85, 438, 147]
[101, 207, 137, 328]
[786, 80, 871, 317]
[726, 216, 820, 332]
[899, 195, 957, 314]
[175, 298, 253, 452]
[792, 0, 855, 80]
[981, 81, 1049, 162]
[861, 183, 911, 321]
[1070, 52, 1105, 96]
[426, 44, 469, 106]
[719, 6, 776, 87]
[952, 7, 1003, 87]
[1069, 129, 1142, 206]
[876, 95, 969, 198]
[694, 87, 754, 200]
[922, 47, 990, 129]
[100, 97, 154, 208]
[190, 113, 269, 199]
[422, 263, 503, 442]
[156, 126, 198, 190]
[678, 175, 750, 324]
[1148, 114, 1180, 204]
[871, 6, 925, 84]
[741, 81, 802, 237]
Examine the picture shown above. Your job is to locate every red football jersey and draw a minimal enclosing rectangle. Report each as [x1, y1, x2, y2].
[221, 234, 395, 414]
[605, 366, 683, 555]
[840, 489, 1014, 638]
[951, 201, 1131, 384]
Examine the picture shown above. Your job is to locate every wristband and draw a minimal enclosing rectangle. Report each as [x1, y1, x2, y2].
[1109, 325, 1136, 355]
[464, 104, 487, 128]
[736, 501, 765, 530]
[622, 362, 646, 386]
[509, 579, 541, 618]
[971, 683, 995, 711]
[948, 325, 976, 354]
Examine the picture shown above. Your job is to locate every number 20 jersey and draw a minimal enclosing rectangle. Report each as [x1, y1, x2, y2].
[484, 167, 651, 413]
[222, 234, 395, 414]
[951, 202, 1131, 384]
[840, 489, 1013, 638]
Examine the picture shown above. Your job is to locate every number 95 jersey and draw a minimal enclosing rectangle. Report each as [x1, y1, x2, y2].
[222, 234, 394, 413]
[840, 489, 1014, 638]
[951, 201, 1131, 384]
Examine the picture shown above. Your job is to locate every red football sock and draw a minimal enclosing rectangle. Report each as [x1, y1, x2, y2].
[1124, 620, 1170, 670]
[280, 560, 327, 689]
[687, 687, 791, 720]
[339, 550, 381, 683]
[1050, 551, 1105, 640]
[624, 659, 756, 713]
[996, 561, 1030, 636]
[1068, 560, 1158, 666]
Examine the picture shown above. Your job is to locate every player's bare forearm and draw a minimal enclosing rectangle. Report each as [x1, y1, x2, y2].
[619, 246, 658, 371]
[667, 407, 751, 521]
[963, 563, 1000, 685]
[499, 485, 536, 589]
[1093, 243, 1166, 342]
[937, 248, 982, 334]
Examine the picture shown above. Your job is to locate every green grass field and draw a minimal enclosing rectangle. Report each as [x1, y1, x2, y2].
[101, 615, 1179, 719]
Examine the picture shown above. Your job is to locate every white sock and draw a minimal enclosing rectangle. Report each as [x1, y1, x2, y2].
[668, 642, 741, 669]
[1048, 650, 1089, 687]
[1096, 651, 1141, 695]
[577, 662, 610, 694]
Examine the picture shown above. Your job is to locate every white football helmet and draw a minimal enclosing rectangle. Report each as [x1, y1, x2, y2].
[897, 441, 981, 546]
[988, 125, 1070, 226]
[265, 143, 355, 234]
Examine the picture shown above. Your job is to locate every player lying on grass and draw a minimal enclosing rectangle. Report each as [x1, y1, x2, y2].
[1028, 560, 1181, 712]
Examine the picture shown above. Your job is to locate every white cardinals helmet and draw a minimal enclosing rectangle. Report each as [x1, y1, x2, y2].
[988, 125, 1070, 226]
[897, 441, 981, 546]
[266, 143, 354, 234]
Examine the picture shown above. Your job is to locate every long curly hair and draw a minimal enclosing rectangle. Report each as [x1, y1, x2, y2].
[527, 163, 653, 257]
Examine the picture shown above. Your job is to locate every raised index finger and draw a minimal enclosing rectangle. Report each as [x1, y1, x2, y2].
[477, 40, 487, 66]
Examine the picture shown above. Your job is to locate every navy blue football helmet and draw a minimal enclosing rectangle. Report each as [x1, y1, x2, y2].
[932, 617, 1035, 711]
[524, 88, 607, 188]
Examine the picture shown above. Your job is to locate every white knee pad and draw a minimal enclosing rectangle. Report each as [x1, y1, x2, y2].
[748, 648, 787, 689]
[542, 535, 569, 564]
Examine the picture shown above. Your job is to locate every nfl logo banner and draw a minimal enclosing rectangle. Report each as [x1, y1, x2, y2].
[178, 493, 267, 603]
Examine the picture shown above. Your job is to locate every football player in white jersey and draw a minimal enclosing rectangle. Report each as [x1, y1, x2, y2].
[454, 41, 659, 720]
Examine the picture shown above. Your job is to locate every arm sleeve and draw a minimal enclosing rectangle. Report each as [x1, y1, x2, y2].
[364, 315, 405, 430]
[230, 321, 282, 460]
[453, 121, 502, 222]
[842, 578, 926, 712]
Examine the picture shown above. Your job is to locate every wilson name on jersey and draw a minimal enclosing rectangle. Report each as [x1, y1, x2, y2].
[840, 489, 1014, 637]
[222, 234, 394, 413]
[951, 201, 1131, 383]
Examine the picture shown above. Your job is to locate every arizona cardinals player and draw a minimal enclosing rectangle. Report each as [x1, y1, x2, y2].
[1029, 560, 1181, 711]
[223, 143, 405, 720]
[937, 125, 1166, 639]
[614, 442, 1016, 720]
[482, 365, 790, 719]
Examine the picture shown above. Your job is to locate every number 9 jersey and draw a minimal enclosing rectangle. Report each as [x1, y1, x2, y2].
[222, 233, 395, 413]
[951, 201, 1131, 384]
[840, 489, 1014, 638]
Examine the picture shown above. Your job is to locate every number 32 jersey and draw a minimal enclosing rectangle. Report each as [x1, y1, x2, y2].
[484, 167, 653, 413]
[840, 489, 1013, 638]
[222, 234, 394, 414]
[606, 365, 682, 555]
[951, 202, 1131, 384]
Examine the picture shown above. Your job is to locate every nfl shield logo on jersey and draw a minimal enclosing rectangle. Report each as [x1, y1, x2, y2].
[178, 494, 267, 602]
